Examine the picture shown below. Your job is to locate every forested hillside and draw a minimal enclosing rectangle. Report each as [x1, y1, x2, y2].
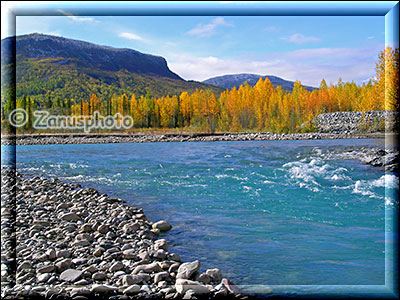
[0, 34, 223, 104]
[1, 33, 398, 134]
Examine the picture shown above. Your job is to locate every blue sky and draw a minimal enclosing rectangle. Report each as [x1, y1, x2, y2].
[2, 2, 390, 87]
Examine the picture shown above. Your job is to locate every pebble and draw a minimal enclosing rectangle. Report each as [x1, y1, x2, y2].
[206, 268, 222, 282]
[60, 269, 83, 283]
[122, 285, 140, 294]
[175, 278, 210, 295]
[37, 265, 55, 273]
[152, 220, 172, 232]
[122, 275, 141, 285]
[59, 212, 81, 221]
[109, 261, 124, 272]
[92, 272, 107, 281]
[91, 284, 118, 293]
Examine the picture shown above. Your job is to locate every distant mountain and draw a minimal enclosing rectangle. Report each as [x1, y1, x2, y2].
[203, 73, 317, 92]
[1, 33, 222, 102]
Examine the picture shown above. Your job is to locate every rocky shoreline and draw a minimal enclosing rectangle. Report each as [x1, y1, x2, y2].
[0, 132, 390, 146]
[331, 147, 399, 172]
[1, 170, 247, 300]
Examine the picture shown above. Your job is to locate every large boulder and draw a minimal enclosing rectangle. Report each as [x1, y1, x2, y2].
[176, 260, 200, 279]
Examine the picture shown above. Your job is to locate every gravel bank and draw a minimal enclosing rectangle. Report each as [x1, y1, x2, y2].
[1, 132, 388, 146]
[316, 111, 398, 133]
[1, 170, 246, 300]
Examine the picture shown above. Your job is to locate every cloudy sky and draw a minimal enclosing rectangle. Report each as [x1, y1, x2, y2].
[2, 2, 388, 87]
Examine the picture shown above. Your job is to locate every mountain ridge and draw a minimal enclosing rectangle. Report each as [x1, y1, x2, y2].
[6, 33, 182, 80]
[203, 73, 317, 92]
[1, 33, 223, 102]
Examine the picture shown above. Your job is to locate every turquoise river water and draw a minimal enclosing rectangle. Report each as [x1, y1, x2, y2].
[2, 138, 398, 296]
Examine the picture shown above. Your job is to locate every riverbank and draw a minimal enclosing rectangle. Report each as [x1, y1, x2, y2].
[1, 169, 247, 300]
[0, 131, 392, 145]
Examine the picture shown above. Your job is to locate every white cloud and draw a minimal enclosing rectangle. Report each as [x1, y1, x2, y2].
[119, 32, 144, 41]
[281, 33, 321, 44]
[167, 45, 382, 87]
[187, 17, 233, 37]
[67, 16, 95, 22]
[57, 9, 97, 23]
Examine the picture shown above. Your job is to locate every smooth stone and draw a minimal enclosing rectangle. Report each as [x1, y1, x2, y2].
[59, 212, 81, 221]
[121, 244, 133, 251]
[175, 279, 210, 295]
[152, 220, 172, 232]
[154, 239, 168, 250]
[153, 249, 167, 260]
[72, 240, 90, 247]
[97, 224, 108, 233]
[137, 273, 151, 282]
[195, 273, 211, 284]
[83, 265, 98, 274]
[55, 259, 72, 272]
[37, 273, 51, 283]
[91, 284, 118, 293]
[122, 275, 141, 285]
[72, 258, 88, 266]
[168, 253, 181, 262]
[140, 285, 151, 294]
[132, 262, 162, 274]
[32, 286, 46, 292]
[75, 233, 93, 242]
[176, 260, 200, 279]
[154, 271, 169, 284]
[206, 268, 222, 282]
[80, 224, 92, 232]
[137, 251, 149, 261]
[168, 263, 180, 274]
[109, 261, 124, 272]
[60, 269, 83, 283]
[75, 279, 89, 285]
[122, 223, 139, 234]
[183, 290, 196, 300]
[17, 261, 33, 272]
[92, 272, 107, 281]
[122, 285, 140, 295]
[37, 265, 55, 273]
[46, 249, 56, 261]
[93, 248, 104, 257]
[70, 288, 91, 296]
[56, 249, 71, 258]
[221, 278, 242, 295]
[56, 203, 69, 210]
[122, 249, 137, 260]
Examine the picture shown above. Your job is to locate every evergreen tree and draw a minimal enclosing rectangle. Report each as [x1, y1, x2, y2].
[46, 94, 52, 109]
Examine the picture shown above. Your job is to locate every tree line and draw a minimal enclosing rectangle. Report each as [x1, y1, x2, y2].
[1, 47, 398, 133]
